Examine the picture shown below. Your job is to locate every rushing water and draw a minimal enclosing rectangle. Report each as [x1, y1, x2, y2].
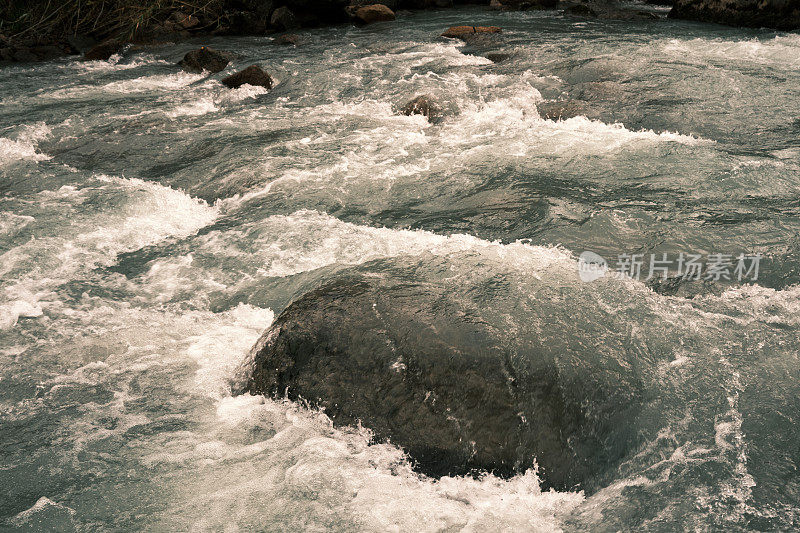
[2, 5, 800, 531]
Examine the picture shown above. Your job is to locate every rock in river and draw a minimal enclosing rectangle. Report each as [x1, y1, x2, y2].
[354, 4, 396, 24]
[178, 47, 233, 73]
[400, 95, 442, 122]
[236, 267, 645, 491]
[441, 25, 503, 40]
[84, 40, 123, 61]
[221, 65, 273, 89]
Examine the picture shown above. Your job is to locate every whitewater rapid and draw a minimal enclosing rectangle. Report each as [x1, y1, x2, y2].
[2, 6, 800, 531]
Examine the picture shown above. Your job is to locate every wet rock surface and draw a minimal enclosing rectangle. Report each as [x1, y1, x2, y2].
[400, 95, 443, 122]
[353, 3, 397, 23]
[84, 40, 124, 61]
[178, 47, 234, 73]
[441, 25, 503, 40]
[221, 64, 273, 88]
[239, 266, 646, 491]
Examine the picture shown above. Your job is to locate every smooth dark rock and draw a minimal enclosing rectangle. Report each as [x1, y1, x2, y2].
[485, 52, 511, 63]
[178, 47, 233, 73]
[669, 0, 800, 29]
[401, 95, 442, 122]
[354, 4, 396, 24]
[84, 40, 123, 61]
[349, 0, 400, 10]
[221, 65, 273, 89]
[238, 271, 644, 490]
[271, 6, 300, 30]
[646, 276, 722, 298]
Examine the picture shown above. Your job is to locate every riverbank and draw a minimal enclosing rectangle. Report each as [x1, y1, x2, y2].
[2, 0, 796, 64]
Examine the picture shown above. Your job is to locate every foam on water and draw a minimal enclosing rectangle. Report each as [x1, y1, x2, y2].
[4, 278, 583, 531]
[0, 123, 52, 165]
[661, 34, 800, 69]
[136, 208, 577, 306]
[0, 175, 217, 329]
[9, 497, 77, 532]
[144, 301, 583, 532]
[0, 213, 35, 237]
[2, 10, 800, 531]
[44, 71, 205, 100]
[73, 53, 171, 72]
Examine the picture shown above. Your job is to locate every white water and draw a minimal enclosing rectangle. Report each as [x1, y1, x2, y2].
[2, 6, 800, 531]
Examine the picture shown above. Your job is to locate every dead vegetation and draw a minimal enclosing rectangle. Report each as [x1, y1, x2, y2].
[1, 0, 226, 42]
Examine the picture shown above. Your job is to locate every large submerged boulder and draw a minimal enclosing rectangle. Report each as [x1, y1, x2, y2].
[236, 268, 646, 491]
[669, 0, 800, 30]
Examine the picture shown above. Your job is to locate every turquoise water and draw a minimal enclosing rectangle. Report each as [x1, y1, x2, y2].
[1, 6, 800, 530]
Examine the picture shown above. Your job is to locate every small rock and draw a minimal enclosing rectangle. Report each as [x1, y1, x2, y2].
[441, 26, 502, 40]
[274, 33, 301, 45]
[271, 6, 299, 31]
[178, 47, 233, 73]
[84, 40, 123, 61]
[401, 95, 442, 122]
[646, 276, 722, 299]
[354, 4, 396, 24]
[222, 65, 273, 89]
[489, 0, 503, 9]
[485, 52, 511, 63]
